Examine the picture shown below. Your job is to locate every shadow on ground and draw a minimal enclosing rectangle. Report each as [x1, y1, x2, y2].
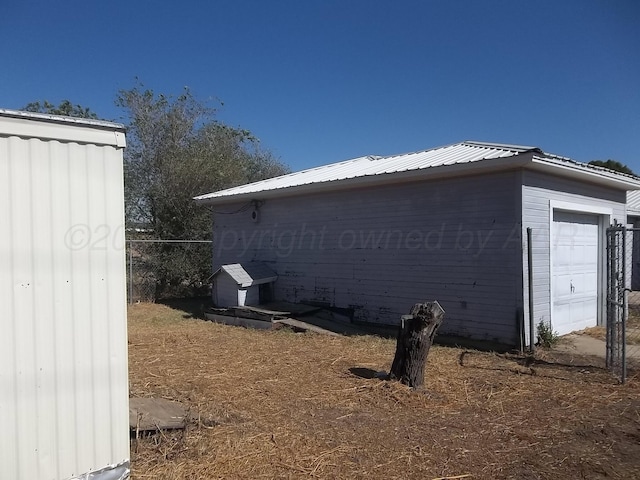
[348, 367, 388, 379]
[159, 297, 213, 319]
[458, 349, 617, 384]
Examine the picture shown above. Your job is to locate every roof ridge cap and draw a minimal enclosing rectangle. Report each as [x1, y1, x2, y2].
[463, 140, 542, 152]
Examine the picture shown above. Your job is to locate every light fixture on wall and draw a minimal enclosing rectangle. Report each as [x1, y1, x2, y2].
[250, 199, 263, 223]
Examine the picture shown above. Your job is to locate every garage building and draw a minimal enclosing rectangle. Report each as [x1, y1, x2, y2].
[195, 141, 640, 346]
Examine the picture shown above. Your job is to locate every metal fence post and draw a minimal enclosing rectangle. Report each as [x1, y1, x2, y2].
[622, 226, 627, 383]
[128, 240, 133, 305]
[527, 227, 535, 353]
[606, 227, 613, 369]
[604, 225, 640, 384]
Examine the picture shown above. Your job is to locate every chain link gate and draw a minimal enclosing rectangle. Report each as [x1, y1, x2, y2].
[606, 225, 626, 382]
[606, 225, 640, 383]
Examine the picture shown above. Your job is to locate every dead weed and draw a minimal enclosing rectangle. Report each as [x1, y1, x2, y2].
[128, 303, 640, 479]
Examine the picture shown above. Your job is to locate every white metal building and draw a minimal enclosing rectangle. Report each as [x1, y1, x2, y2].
[0, 110, 130, 479]
[196, 141, 640, 346]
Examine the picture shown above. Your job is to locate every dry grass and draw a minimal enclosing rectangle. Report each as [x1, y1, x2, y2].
[582, 326, 607, 342]
[582, 326, 640, 346]
[128, 303, 640, 479]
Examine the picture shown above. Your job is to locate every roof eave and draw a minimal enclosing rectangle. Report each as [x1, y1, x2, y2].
[241, 276, 278, 288]
[196, 151, 640, 207]
[195, 154, 534, 206]
[529, 157, 640, 190]
[0, 109, 126, 148]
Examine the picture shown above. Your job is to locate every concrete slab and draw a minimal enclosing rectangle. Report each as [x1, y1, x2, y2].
[130, 397, 187, 432]
[554, 333, 606, 358]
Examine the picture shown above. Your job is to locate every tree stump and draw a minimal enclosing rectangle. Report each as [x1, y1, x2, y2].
[388, 301, 445, 389]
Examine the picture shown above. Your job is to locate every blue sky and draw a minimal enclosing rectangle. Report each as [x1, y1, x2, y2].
[1, 1, 638, 172]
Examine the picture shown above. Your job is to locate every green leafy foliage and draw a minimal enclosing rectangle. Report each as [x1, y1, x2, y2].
[588, 159, 635, 176]
[22, 100, 98, 119]
[118, 83, 290, 298]
[536, 320, 560, 348]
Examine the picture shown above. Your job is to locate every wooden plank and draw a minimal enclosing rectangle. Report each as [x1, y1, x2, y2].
[129, 397, 186, 432]
[230, 305, 287, 321]
[206, 311, 337, 335]
[262, 302, 321, 316]
[235, 305, 290, 316]
[272, 318, 340, 336]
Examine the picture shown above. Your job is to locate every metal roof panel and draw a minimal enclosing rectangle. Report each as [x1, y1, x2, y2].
[195, 141, 533, 202]
[195, 141, 640, 204]
[215, 263, 278, 287]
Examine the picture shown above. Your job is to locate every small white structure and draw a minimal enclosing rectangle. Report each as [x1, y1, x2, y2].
[0, 110, 130, 479]
[213, 263, 278, 307]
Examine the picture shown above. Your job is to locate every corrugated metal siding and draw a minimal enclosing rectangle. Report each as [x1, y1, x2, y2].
[213, 171, 523, 344]
[521, 170, 626, 340]
[0, 124, 129, 479]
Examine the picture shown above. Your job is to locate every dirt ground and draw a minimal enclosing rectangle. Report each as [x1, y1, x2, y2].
[128, 303, 640, 479]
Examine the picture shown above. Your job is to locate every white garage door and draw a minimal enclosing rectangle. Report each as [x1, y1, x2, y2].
[552, 211, 600, 335]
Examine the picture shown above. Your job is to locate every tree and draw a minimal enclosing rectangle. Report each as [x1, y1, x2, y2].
[388, 301, 445, 389]
[117, 84, 289, 298]
[588, 159, 635, 176]
[22, 100, 98, 119]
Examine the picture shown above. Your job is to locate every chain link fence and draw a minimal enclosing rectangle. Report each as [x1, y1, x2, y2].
[606, 226, 640, 383]
[126, 240, 213, 303]
[623, 227, 640, 373]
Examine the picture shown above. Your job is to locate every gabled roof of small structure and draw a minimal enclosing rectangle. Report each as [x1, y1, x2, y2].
[213, 263, 277, 287]
[194, 141, 640, 205]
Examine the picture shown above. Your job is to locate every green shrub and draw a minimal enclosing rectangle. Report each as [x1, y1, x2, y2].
[537, 320, 560, 348]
